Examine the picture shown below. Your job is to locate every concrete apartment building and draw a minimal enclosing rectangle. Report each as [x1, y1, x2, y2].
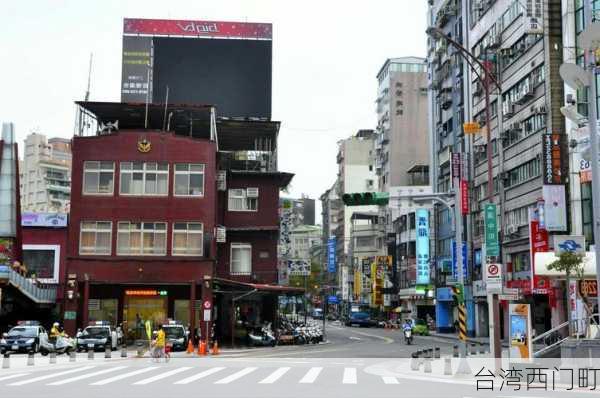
[428, 0, 567, 337]
[20, 133, 72, 213]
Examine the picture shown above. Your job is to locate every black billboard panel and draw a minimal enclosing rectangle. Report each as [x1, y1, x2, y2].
[121, 36, 152, 103]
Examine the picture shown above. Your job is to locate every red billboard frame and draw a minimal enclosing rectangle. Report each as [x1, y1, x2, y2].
[123, 18, 272, 40]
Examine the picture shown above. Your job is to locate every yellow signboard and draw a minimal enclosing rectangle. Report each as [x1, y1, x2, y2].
[463, 122, 481, 135]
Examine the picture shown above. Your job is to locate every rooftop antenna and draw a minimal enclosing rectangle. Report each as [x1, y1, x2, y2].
[84, 53, 93, 101]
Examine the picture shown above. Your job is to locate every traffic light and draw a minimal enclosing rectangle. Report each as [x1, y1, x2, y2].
[342, 192, 389, 206]
[451, 284, 464, 305]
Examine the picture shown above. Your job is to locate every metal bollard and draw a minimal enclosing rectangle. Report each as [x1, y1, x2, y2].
[470, 343, 477, 356]
[88, 348, 94, 360]
[444, 356, 452, 375]
[410, 352, 419, 371]
[69, 350, 76, 362]
[424, 354, 432, 373]
[453, 345, 459, 358]
[121, 345, 127, 358]
[49, 352, 57, 364]
[2, 353, 9, 369]
[479, 342, 486, 355]
[104, 345, 111, 359]
[136, 342, 144, 357]
[416, 350, 424, 367]
[27, 351, 35, 366]
[434, 347, 441, 359]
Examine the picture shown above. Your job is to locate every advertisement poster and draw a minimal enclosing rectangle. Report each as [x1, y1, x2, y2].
[451, 240, 468, 281]
[529, 208, 549, 291]
[542, 185, 567, 231]
[415, 209, 430, 285]
[509, 304, 532, 359]
[327, 237, 336, 273]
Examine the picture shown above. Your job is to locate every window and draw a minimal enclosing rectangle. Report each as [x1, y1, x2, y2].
[174, 164, 205, 196]
[83, 161, 114, 194]
[172, 222, 203, 256]
[22, 244, 60, 282]
[79, 221, 112, 255]
[511, 251, 530, 273]
[117, 222, 166, 255]
[230, 243, 252, 275]
[504, 158, 541, 188]
[228, 188, 258, 211]
[356, 236, 375, 248]
[120, 162, 168, 196]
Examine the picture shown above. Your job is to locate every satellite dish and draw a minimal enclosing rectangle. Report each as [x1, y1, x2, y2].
[580, 22, 600, 51]
[559, 63, 589, 91]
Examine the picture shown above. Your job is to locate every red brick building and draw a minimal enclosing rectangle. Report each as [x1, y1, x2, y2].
[63, 102, 294, 343]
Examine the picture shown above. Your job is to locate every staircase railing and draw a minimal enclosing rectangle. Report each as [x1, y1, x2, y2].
[5, 267, 57, 303]
[533, 313, 600, 358]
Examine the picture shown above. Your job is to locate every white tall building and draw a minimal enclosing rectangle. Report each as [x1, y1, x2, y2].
[20, 133, 71, 213]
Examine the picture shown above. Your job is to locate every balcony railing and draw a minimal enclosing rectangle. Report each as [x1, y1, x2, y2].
[218, 150, 276, 172]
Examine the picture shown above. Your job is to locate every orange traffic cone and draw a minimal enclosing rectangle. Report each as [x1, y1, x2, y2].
[201, 341, 208, 356]
[186, 339, 193, 354]
[211, 341, 219, 355]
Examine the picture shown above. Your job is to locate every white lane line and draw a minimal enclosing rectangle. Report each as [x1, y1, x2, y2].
[0, 373, 29, 382]
[343, 367, 357, 384]
[48, 366, 128, 385]
[173, 367, 226, 385]
[91, 367, 158, 385]
[258, 367, 290, 384]
[382, 376, 399, 384]
[133, 367, 192, 385]
[299, 367, 323, 384]
[214, 367, 257, 384]
[9, 366, 96, 386]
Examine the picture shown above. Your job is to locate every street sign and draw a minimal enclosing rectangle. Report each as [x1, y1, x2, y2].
[498, 294, 521, 301]
[203, 300, 211, 309]
[485, 262, 502, 292]
[328, 295, 339, 304]
[484, 204, 499, 257]
[503, 287, 520, 295]
[553, 235, 586, 255]
[203, 309, 211, 322]
[463, 122, 481, 134]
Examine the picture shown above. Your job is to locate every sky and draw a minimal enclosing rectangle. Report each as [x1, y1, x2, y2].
[0, 0, 427, 215]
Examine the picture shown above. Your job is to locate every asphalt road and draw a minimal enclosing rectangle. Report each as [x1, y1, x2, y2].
[0, 322, 591, 398]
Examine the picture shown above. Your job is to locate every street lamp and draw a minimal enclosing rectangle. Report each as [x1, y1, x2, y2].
[559, 0, 600, 318]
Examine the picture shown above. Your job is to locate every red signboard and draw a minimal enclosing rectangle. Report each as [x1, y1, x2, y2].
[529, 215, 549, 292]
[123, 18, 272, 39]
[461, 180, 469, 215]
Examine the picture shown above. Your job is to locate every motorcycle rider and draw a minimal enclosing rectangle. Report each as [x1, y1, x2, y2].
[50, 322, 63, 343]
[403, 319, 413, 344]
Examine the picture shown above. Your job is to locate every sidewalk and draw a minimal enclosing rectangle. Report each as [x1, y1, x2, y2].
[428, 331, 509, 347]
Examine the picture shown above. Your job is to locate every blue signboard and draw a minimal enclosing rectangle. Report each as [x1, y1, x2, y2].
[328, 295, 339, 304]
[327, 237, 337, 273]
[451, 240, 468, 280]
[416, 209, 430, 285]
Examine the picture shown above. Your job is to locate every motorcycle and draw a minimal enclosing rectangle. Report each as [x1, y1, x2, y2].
[41, 335, 76, 356]
[404, 328, 413, 345]
[247, 323, 276, 347]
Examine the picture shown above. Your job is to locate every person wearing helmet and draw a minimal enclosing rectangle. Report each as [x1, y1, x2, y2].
[49, 322, 63, 343]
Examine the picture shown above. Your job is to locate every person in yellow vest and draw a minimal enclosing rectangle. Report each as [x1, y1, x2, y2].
[154, 325, 166, 358]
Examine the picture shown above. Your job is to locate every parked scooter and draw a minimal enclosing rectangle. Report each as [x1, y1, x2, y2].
[41, 335, 76, 356]
[247, 323, 276, 347]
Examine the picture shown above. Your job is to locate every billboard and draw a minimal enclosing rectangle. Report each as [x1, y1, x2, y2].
[452, 240, 468, 280]
[541, 133, 566, 185]
[327, 237, 336, 273]
[416, 209, 430, 285]
[121, 19, 272, 118]
[542, 185, 567, 231]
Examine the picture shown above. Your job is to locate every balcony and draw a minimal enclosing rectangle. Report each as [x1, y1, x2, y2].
[218, 150, 275, 172]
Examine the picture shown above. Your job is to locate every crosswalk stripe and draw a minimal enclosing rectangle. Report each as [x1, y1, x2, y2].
[8, 366, 96, 386]
[258, 367, 290, 384]
[91, 367, 158, 385]
[173, 367, 225, 385]
[214, 367, 257, 384]
[0, 373, 29, 382]
[299, 367, 323, 384]
[47, 366, 128, 385]
[343, 368, 357, 384]
[382, 376, 399, 384]
[133, 367, 192, 385]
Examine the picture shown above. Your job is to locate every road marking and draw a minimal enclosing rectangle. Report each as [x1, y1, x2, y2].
[173, 367, 225, 385]
[8, 366, 96, 386]
[299, 367, 323, 384]
[349, 336, 362, 341]
[343, 367, 357, 384]
[258, 367, 290, 384]
[382, 376, 399, 384]
[47, 366, 128, 385]
[133, 367, 191, 385]
[91, 367, 158, 385]
[214, 367, 257, 384]
[0, 373, 29, 382]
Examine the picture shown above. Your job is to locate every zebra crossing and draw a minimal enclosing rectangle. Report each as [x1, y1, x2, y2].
[0, 364, 408, 388]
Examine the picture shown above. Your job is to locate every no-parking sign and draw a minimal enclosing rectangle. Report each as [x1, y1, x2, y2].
[486, 263, 502, 292]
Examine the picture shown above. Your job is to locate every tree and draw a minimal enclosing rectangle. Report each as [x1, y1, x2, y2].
[547, 251, 585, 335]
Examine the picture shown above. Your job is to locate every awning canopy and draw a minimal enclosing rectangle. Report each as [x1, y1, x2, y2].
[535, 251, 598, 277]
[213, 277, 304, 295]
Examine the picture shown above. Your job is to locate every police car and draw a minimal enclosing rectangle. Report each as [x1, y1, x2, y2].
[0, 321, 49, 354]
[76, 321, 121, 351]
[162, 321, 188, 351]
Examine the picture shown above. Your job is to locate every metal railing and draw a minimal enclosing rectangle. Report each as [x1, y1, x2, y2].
[532, 313, 600, 358]
[7, 268, 57, 303]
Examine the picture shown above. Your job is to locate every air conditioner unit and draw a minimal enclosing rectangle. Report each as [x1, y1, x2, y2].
[506, 224, 519, 235]
[246, 187, 259, 198]
[504, 103, 516, 118]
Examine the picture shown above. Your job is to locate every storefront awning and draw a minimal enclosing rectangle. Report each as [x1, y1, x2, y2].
[535, 251, 598, 277]
[213, 277, 305, 295]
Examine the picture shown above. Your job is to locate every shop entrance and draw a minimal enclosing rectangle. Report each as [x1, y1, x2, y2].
[124, 296, 167, 339]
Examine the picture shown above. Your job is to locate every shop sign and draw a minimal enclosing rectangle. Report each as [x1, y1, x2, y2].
[529, 208, 549, 290]
[509, 303, 532, 359]
[125, 289, 167, 296]
[452, 153, 461, 180]
[327, 237, 336, 273]
[499, 293, 521, 301]
[463, 122, 481, 135]
[541, 132, 566, 185]
[328, 295, 339, 304]
[415, 209, 430, 285]
[451, 240, 467, 280]
[461, 180, 469, 215]
[473, 280, 487, 297]
[21, 212, 68, 227]
[216, 226, 226, 243]
[64, 311, 77, 320]
[553, 235, 585, 255]
[579, 280, 598, 298]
